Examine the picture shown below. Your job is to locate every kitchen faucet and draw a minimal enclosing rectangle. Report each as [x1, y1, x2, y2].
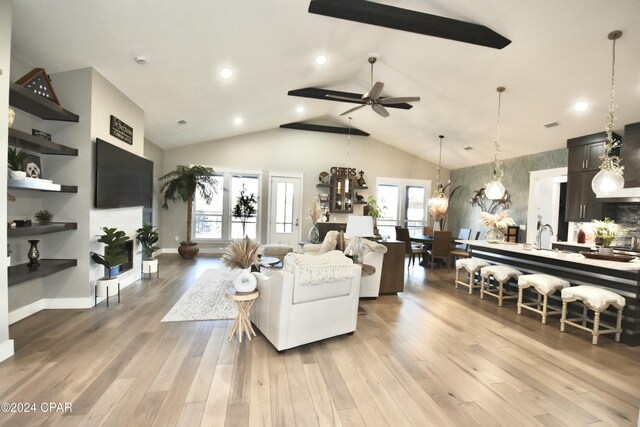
[536, 224, 554, 250]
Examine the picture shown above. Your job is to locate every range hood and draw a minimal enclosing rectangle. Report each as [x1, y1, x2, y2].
[597, 186, 640, 203]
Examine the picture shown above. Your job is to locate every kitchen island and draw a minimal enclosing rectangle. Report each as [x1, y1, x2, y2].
[462, 240, 640, 346]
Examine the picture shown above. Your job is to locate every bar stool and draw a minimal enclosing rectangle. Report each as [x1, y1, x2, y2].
[517, 274, 570, 324]
[455, 258, 490, 294]
[560, 285, 625, 345]
[480, 265, 522, 306]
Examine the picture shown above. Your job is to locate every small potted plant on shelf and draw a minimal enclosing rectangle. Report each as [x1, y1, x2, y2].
[160, 165, 218, 259]
[363, 195, 385, 235]
[91, 227, 129, 299]
[34, 209, 54, 225]
[591, 217, 621, 256]
[136, 223, 160, 276]
[232, 185, 259, 237]
[7, 147, 32, 180]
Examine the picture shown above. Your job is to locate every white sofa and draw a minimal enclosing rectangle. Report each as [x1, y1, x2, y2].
[303, 233, 386, 298]
[251, 251, 362, 351]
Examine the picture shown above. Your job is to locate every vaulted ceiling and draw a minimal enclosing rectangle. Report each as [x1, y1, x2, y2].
[10, 0, 640, 169]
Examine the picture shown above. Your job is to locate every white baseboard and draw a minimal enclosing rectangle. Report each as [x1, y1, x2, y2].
[160, 247, 224, 254]
[10, 297, 94, 325]
[0, 339, 14, 362]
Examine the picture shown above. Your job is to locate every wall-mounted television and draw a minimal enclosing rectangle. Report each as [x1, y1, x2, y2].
[95, 138, 153, 209]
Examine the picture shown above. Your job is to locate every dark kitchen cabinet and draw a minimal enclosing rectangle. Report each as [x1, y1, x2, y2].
[565, 170, 603, 222]
[565, 131, 619, 222]
[621, 122, 640, 188]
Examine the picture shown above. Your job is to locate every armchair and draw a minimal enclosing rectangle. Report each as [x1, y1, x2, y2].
[251, 250, 362, 351]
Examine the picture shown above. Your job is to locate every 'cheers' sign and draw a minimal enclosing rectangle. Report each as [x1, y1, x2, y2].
[330, 166, 357, 176]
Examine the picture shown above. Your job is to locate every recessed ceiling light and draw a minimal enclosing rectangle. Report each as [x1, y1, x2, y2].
[220, 67, 233, 79]
[135, 56, 148, 65]
[296, 106, 305, 113]
[233, 117, 243, 125]
[177, 119, 187, 125]
[315, 54, 328, 65]
[574, 101, 589, 112]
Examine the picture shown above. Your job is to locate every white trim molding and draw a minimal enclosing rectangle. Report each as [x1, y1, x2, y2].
[0, 339, 14, 362]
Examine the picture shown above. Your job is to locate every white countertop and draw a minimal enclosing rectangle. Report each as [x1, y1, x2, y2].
[462, 240, 640, 272]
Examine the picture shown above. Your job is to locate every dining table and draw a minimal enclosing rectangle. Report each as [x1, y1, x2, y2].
[410, 234, 433, 266]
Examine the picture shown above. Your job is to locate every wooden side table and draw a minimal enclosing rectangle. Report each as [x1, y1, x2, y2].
[358, 264, 375, 315]
[226, 289, 260, 343]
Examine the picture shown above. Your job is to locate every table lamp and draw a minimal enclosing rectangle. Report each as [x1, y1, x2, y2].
[345, 215, 374, 265]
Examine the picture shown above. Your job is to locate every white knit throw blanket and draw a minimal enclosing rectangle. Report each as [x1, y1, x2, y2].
[284, 250, 354, 286]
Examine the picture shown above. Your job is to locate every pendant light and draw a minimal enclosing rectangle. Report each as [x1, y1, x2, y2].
[485, 86, 506, 200]
[428, 135, 448, 208]
[592, 30, 624, 196]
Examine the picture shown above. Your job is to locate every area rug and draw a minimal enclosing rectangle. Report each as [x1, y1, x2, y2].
[162, 268, 238, 322]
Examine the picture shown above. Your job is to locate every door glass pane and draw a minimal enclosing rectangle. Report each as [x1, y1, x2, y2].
[194, 175, 224, 239]
[406, 186, 426, 236]
[377, 184, 399, 239]
[275, 182, 294, 234]
[231, 176, 259, 239]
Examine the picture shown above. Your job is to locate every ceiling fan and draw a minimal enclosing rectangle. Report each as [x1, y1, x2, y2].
[326, 57, 420, 118]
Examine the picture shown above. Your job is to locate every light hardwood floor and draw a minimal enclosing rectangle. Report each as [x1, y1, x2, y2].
[1, 255, 639, 426]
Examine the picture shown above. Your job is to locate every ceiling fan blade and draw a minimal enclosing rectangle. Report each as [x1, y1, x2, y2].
[372, 104, 390, 117]
[308, 0, 511, 50]
[340, 104, 366, 116]
[366, 81, 384, 101]
[327, 94, 365, 103]
[289, 87, 412, 109]
[379, 96, 420, 105]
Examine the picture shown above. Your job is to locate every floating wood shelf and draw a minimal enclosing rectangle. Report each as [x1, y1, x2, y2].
[8, 259, 77, 287]
[8, 128, 78, 156]
[8, 222, 77, 238]
[9, 82, 79, 122]
[8, 179, 77, 193]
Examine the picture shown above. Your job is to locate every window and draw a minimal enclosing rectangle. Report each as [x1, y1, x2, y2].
[376, 178, 430, 239]
[194, 170, 261, 241]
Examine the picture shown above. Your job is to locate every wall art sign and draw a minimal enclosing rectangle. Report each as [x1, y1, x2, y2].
[330, 166, 357, 176]
[110, 115, 133, 145]
[32, 129, 52, 140]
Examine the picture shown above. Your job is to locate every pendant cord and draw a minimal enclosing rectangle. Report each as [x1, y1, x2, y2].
[605, 36, 617, 151]
[347, 117, 352, 165]
[437, 135, 443, 187]
[494, 90, 501, 176]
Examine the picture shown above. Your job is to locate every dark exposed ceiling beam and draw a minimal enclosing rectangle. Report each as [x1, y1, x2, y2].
[308, 0, 511, 50]
[287, 87, 412, 110]
[280, 122, 370, 136]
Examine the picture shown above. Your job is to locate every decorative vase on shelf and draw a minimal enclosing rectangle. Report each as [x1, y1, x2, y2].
[308, 224, 320, 243]
[27, 239, 40, 266]
[485, 227, 505, 243]
[233, 268, 257, 292]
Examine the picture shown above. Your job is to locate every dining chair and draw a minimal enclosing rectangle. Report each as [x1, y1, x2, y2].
[427, 231, 452, 271]
[449, 228, 472, 267]
[423, 226, 434, 236]
[395, 226, 426, 267]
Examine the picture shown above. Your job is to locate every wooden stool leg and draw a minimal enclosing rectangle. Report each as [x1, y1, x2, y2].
[592, 311, 601, 345]
[498, 281, 504, 307]
[541, 294, 549, 324]
[455, 268, 459, 288]
[517, 288, 523, 314]
[480, 276, 486, 299]
[582, 305, 588, 327]
[560, 301, 567, 332]
[615, 307, 623, 342]
[536, 293, 542, 311]
[468, 270, 474, 294]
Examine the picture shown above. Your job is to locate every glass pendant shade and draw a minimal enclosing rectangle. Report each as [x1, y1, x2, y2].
[428, 194, 448, 208]
[485, 179, 505, 200]
[591, 169, 624, 196]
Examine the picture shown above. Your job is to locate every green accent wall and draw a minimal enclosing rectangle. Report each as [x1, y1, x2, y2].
[447, 149, 568, 239]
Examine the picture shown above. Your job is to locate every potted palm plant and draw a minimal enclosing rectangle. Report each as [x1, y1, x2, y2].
[160, 165, 218, 258]
[8, 147, 32, 180]
[232, 185, 258, 237]
[91, 227, 129, 298]
[136, 223, 160, 276]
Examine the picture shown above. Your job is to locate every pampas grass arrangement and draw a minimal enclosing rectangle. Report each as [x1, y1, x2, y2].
[479, 210, 515, 230]
[222, 237, 261, 270]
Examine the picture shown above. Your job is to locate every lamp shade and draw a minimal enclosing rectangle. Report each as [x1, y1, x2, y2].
[485, 179, 505, 200]
[591, 169, 624, 196]
[345, 215, 374, 237]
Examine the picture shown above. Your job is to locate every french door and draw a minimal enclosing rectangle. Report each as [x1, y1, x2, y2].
[268, 175, 302, 247]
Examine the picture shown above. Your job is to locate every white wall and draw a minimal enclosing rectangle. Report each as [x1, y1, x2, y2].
[144, 138, 164, 229]
[0, 0, 14, 362]
[160, 127, 448, 251]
